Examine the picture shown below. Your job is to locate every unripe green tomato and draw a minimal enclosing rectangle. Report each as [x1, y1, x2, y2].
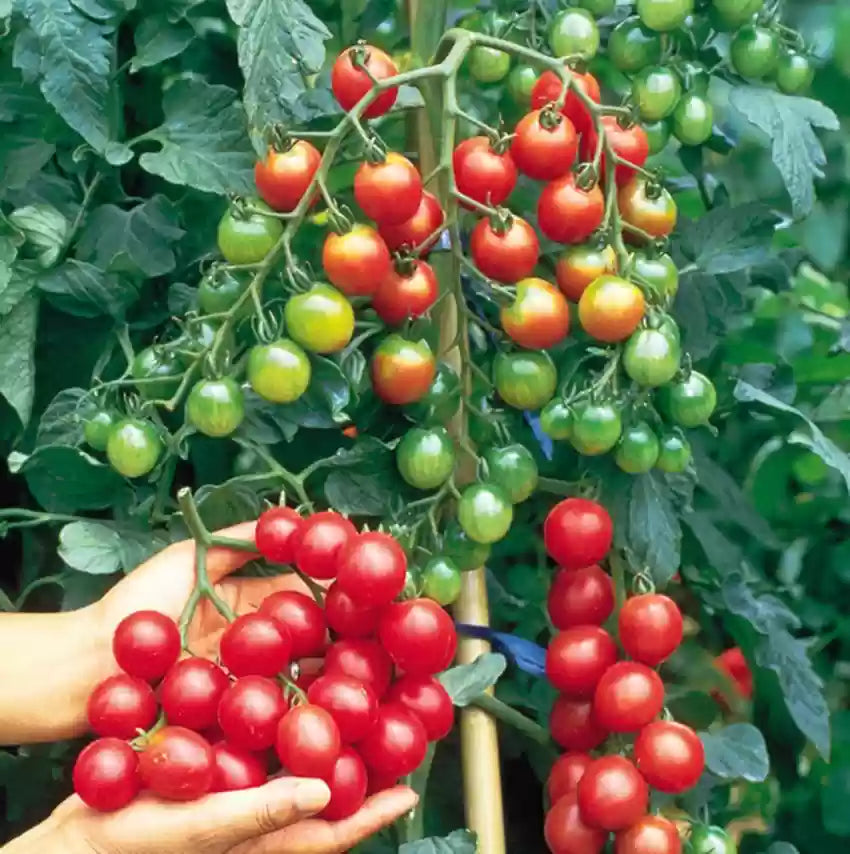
[636, 0, 693, 32]
[284, 283, 354, 354]
[186, 377, 245, 438]
[198, 268, 250, 315]
[776, 51, 814, 94]
[643, 120, 671, 154]
[540, 399, 573, 440]
[791, 451, 830, 486]
[507, 64, 539, 108]
[484, 444, 539, 503]
[396, 427, 456, 490]
[404, 362, 461, 426]
[468, 391, 500, 446]
[570, 402, 623, 455]
[84, 409, 118, 452]
[672, 92, 714, 146]
[457, 482, 514, 544]
[608, 17, 662, 73]
[632, 251, 679, 300]
[107, 418, 163, 478]
[468, 46, 511, 83]
[247, 339, 311, 403]
[132, 346, 182, 401]
[442, 521, 491, 571]
[549, 7, 600, 60]
[623, 328, 681, 387]
[217, 200, 283, 265]
[688, 825, 737, 854]
[577, 0, 616, 14]
[422, 557, 462, 605]
[493, 351, 558, 411]
[632, 66, 683, 121]
[615, 421, 661, 473]
[710, 0, 763, 31]
[731, 25, 780, 79]
[659, 371, 717, 426]
[656, 431, 691, 472]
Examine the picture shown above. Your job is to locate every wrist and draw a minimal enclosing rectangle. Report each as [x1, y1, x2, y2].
[3, 814, 81, 854]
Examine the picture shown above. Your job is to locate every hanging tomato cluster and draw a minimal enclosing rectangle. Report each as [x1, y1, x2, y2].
[541, 497, 704, 854]
[72, 507, 457, 816]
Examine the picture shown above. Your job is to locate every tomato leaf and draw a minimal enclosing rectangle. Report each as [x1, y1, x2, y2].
[398, 830, 477, 854]
[822, 766, 850, 836]
[195, 481, 265, 529]
[700, 723, 770, 782]
[58, 520, 170, 575]
[38, 260, 138, 319]
[8, 203, 68, 268]
[0, 291, 38, 430]
[130, 16, 195, 73]
[439, 652, 507, 706]
[34, 388, 90, 448]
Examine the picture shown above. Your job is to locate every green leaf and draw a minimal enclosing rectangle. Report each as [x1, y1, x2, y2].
[822, 766, 850, 836]
[0, 292, 38, 429]
[35, 387, 90, 447]
[8, 203, 69, 268]
[58, 520, 170, 574]
[38, 259, 139, 318]
[130, 16, 195, 73]
[0, 85, 58, 192]
[139, 79, 255, 196]
[684, 512, 745, 573]
[399, 830, 477, 854]
[75, 196, 185, 277]
[195, 481, 264, 529]
[280, 356, 350, 428]
[720, 574, 800, 633]
[321, 437, 404, 517]
[700, 723, 769, 782]
[439, 653, 507, 706]
[728, 86, 840, 218]
[766, 844, 800, 854]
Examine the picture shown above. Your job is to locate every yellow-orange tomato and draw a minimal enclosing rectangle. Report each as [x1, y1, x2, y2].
[555, 244, 618, 301]
[618, 177, 677, 241]
[371, 335, 436, 405]
[578, 275, 645, 343]
[501, 278, 570, 350]
[322, 224, 392, 297]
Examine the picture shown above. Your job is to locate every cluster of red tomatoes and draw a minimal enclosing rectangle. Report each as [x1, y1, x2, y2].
[541, 497, 704, 854]
[73, 506, 458, 816]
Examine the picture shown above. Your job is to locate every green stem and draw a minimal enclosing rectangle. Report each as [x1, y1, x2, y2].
[469, 694, 552, 746]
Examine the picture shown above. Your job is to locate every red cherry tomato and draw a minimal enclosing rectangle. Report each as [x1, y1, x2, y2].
[256, 506, 304, 564]
[336, 531, 408, 608]
[322, 225, 392, 297]
[219, 613, 292, 678]
[354, 152, 423, 225]
[358, 702, 428, 778]
[453, 136, 517, 206]
[294, 511, 357, 580]
[577, 755, 648, 831]
[159, 658, 230, 731]
[548, 566, 614, 629]
[367, 768, 401, 795]
[546, 626, 618, 698]
[544, 498, 613, 570]
[548, 752, 592, 803]
[255, 141, 320, 212]
[371, 335, 436, 406]
[538, 173, 604, 244]
[217, 675, 287, 751]
[139, 726, 215, 801]
[510, 109, 578, 181]
[112, 611, 181, 682]
[531, 69, 601, 135]
[307, 673, 379, 743]
[331, 44, 398, 118]
[378, 191, 444, 254]
[276, 704, 342, 780]
[714, 647, 753, 699]
[633, 721, 705, 794]
[324, 582, 385, 638]
[372, 260, 439, 325]
[87, 674, 157, 739]
[618, 593, 683, 666]
[470, 215, 539, 283]
[386, 674, 454, 741]
[615, 815, 683, 854]
[259, 590, 327, 659]
[581, 117, 650, 186]
[545, 793, 608, 854]
[592, 662, 665, 732]
[73, 738, 141, 812]
[550, 696, 608, 751]
[379, 598, 458, 676]
[321, 746, 369, 820]
[211, 741, 267, 792]
[500, 277, 570, 349]
[324, 638, 394, 698]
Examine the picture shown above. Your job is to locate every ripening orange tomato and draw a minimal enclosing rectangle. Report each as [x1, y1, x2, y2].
[578, 275, 645, 343]
[555, 244, 618, 301]
[501, 278, 570, 349]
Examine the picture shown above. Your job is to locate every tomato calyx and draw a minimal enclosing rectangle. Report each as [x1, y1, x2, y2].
[574, 161, 600, 192]
[486, 206, 517, 237]
[265, 125, 299, 155]
[538, 104, 567, 131]
[326, 203, 356, 236]
[392, 251, 419, 277]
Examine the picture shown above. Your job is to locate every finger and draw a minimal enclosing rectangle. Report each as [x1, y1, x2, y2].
[223, 575, 318, 614]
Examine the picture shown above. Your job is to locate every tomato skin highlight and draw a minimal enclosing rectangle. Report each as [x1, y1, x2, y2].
[211, 741, 267, 792]
[379, 598, 458, 676]
[255, 505, 304, 564]
[107, 418, 162, 479]
[73, 738, 141, 812]
[633, 720, 705, 793]
[619, 593, 683, 666]
[358, 702, 429, 778]
[87, 674, 157, 739]
[470, 215, 539, 283]
[531, 69, 601, 135]
[579, 275, 645, 343]
[187, 377, 245, 438]
[577, 755, 648, 831]
[548, 752, 592, 803]
[593, 661, 665, 732]
[457, 482, 514, 544]
[546, 626, 619, 698]
[618, 177, 677, 240]
[217, 200, 283, 265]
[139, 726, 215, 801]
[453, 136, 517, 206]
[545, 793, 609, 854]
[307, 673, 379, 744]
[294, 510, 357, 580]
[550, 696, 608, 751]
[354, 152, 423, 225]
[511, 110, 579, 181]
[501, 277, 570, 350]
[373, 260, 439, 325]
[159, 658, 230, 732]
[113, 611, 180, 681]
[544, 498, 613, 570]
[556, 244, 617, 301]
[322, 225, 391, 297]
[548, 566, 614, 629]
[276, 704, 342, 781]
[378, 191, 444, 254]
[259, 590, 327, 659]
[386, 674, 454, 741]
[285, 283, 355, 354]
[321, 747, 368, 820]
[336, 531, 408, 608]
[217, 676, 288, 751]
[615, 815, 682, 854]
[371, 335, 437, 405]
[538, 174, 604, 244]
[331, 45, 398, 118]
[255, 141, 321, 212]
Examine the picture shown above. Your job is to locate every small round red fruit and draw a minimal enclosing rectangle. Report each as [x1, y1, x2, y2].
[358, 702, 428, 778]
[511, 109, 578, 181]
[372, 260, 439, 326]
[378, 191, 444, 254]
[592, 662, 665, 733]
[73, 738, 141, 812]
[548, 566, 614, 629]
[470, 215, 539, 283]
[548, 752, 592, 803]
[545, 793, 608, 854]
[159, 658, 230, 731]
[324, 582, 384, 638]
[354, 153, 423, 225]
[577, 755, 648, 831]
[87, 674, 157, 739]
[321, 746, 369, 820]
[331, 44, 398, 118]
[276, 704, 342, 780]
[615, 815, 682, 854]
[371, 335, 436, 406]
[217, 675, 287, 751]
[256, 505, 304, 564]
[386, 674, 454, 741]
[294, 511, 357, 580]
[550, 696, 608, 751]
[211, 741, 267, 792]
[259, 590, 327, 659]
[139, 726, 215, 801]
[255, 141, 320, 212]
[453, 136, 517, 206]
[112, 611, 180, 682]
[538, 174, 604, 245]
[379, 598, 458, 676]
[633, 720, 705, 794]
[544, 498, 613, 570]
[324, 639, 394, 698]
[307, 673, 379, 743]
[219, 613, 292, 678]
[618, 593, 683, 666]
[546, 626, 618, 698]
[336, 531, 408, 607]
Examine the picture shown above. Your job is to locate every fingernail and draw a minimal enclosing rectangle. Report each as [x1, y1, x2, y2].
[294, 779, 331, 813]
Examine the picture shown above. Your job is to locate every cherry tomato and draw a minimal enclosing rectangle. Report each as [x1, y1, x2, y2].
[623, 328, 681, 387]
[453, 136, 517, 206]
[255, 505, 305, 564]
[548, 753, 592, 803]
[176, 317, 235, 369]
[547, 626, 618, 698]
[84, 409, 118, 452]
[187, 377, 245, 438]
[321, 747, 368, 820]
[87, 674, 157, 739]
[378, 191, 444, 254]
[548, 566, 614, 629]
[776, 51, 814, 94]
[373, 260, 438, 325]
[198, 267, 251, 316]
[325, 639, 394, 697]
[632, 66, 682, 121]
[643, 120, 670, 154]
[615, 815, 683, 854]
[511, 109, 578, 181]
[659, 371, 717, 426]
[259, 590, 327, 659]
[307, 673, 379, 744]
[672, 93, 714, 146]
[636, 0, 693, 31]
[132, 345, 181, 400]
[160, 658, 230, 731]
[549, 7, 600, 59]
[294, 510, 357, 580]
[550, 695, 608, 751]
[386, 674, 453, 741]
[544, 498, 613, 570]
[397, 426, 456, 490]
[358, 702, 428, 778]
[217, 200, 283, 264]
[656, 431, 691, 472]
[619, 593, 683, 665]
[541, 398, 574, 440]
[578, 276, 644, 343]
[324, 582, 382, 638]
[531, 69, 601, 136]
[493, 350, 557, 410]
[632, 251, 678, 300]
[276, 703, 342, 780]
[484, 444, 539, 504]
[322, 224, 391, 297]
[113, 611, 180, 681]
[593, 661, 665, 732]
[571, 402, 623, 456]
[421, 557, 462, 606]
[714, 647, 753, 699]
[619, 177, 677, 239]
[634, 720, 705, 793]
[507, 64, 538, 107]
[731, 25, 779, 79]
[379, 598, 457, 675]
[219, 613, 292, 678]
[331, 44, 398, 117]
[354, 153, 423, 225]
[73, 738, 141, 812]
[581, 117, 649, 186]
[538, 174, 604, 244]
[442, 521, 491, 572]
[371, 335, 436, 405]
[615, 422, 661, 474]
[711, 0, 763, 28]
[501, 277, 570, 350]
[211, 741, 267, 792]
[139, 726, 214, 801]
[609, 16, 662, 72]
[556, 244, 617, 301]
[470, 214, 539, 283]
[217, 675, 287, 751]
[457, 482, 514, 544]
[336, 531, 407, 607]
[284, 283, 354, 354]
[546, 793, 608, 854]
[255, 141, 320, 212]
[577, 755, 648, 830]
[688, 826, 737, 854]
[404, 362, 461, 426]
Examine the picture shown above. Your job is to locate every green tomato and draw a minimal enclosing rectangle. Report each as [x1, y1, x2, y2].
[507, 64, 539, 108]
[404, 362, 461, 426]
[672, 92, 714, 146]
[776, 51, 814, 94]
[198, 267, 250, 315]
[570, 402, 623, 455]
[484, 444, 539, 503]
[396, 426, 456, 490]
[84, 409, 118, 452]
[636, 0, 693, 32]
[623, 328, 681, 387]
[107, 418, 163, 478]
[642, 120, 671, 154]
[457, 482, 514, 544]
[791, 451, 830, 486]
[176, 318, 236, 369]
[632, 252, 679, 300]
[655, 312, 682, 345]
[615, 421, 660, 473]
[217, 199, 283, 265]
[493, 351, 557, 411]
[422, 557, 462, 606]
[540, 398, 573, 440]
[577, 0, 616, 14]
[468, 46, 511, 83]
[656, 431, 691, 472]
[131, 346, 182, 401]
[678, 60, 711, 94]
[284, 283, 354, 354]
[731, 25, 780, 79]
[186, 377, 245, 438]
[688, 825, 737, 854]
[247, 339, 311, 403]
[659, 371, 717, 427]
[442, 521, 491, 571]
[632, 66, 683, 121]
[608, 16, 662, 73]
[549, 7, 600, 60]
[468, 390, 500, 446]
[710, 0, 763, 31]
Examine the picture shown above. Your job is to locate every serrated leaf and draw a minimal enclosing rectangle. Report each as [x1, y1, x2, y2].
[0, 84, 59, 193]
[399, 830, 477, 854]
[38, 259, 139, 318]
[195, 481, 264, 529]
[438, 652, 507, 706]
[130, 16, 194, 72]
[58, 520, 170, 574]
[684, 512, 745, 572]
[0, 292, 38, 429]
[35, 388, 90, 448]
[700, 723, 769, 782]
[8, 203, 69, 268]
[721, 574, 800, 634]
[0, 236, 18, 299]
[324, 468, 402, 517]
